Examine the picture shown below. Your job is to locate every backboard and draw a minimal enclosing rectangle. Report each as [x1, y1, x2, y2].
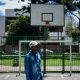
[31, 4, 64, 26]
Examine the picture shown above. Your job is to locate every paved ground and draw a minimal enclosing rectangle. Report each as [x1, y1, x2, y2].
[0, 73, 80, 80]
[0, 66, 80, 72]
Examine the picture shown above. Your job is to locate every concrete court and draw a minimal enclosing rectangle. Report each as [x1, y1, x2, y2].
[0, 73, 80, 80]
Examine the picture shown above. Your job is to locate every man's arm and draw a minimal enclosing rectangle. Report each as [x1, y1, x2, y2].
[24, 54, 31, 80]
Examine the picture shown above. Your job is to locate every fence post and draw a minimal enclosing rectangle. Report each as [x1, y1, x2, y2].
[61, 37, 65, 73]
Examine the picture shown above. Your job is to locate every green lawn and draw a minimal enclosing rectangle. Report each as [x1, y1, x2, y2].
[0, 59, 13, 66]
[41, 59, 80, 66]
[0, 55, 80, 66]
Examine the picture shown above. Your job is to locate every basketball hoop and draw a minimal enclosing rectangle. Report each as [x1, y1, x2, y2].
[45, 21, 50, 27]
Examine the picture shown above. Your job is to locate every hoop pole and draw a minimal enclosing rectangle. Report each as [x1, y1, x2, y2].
[43, 41, 46, 74]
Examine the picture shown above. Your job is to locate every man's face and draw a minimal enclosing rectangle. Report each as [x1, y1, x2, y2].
[31, 45, 39, 53]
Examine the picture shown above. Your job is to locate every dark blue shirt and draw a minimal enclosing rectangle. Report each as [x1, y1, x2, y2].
[24, 51, 42, 80]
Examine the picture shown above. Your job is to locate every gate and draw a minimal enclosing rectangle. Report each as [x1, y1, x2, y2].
[18, 40, 72, 75]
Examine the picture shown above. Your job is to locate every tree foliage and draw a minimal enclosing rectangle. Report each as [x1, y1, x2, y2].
[7, 16, 29, 36]
[66, 26, 80, 42]
[62, 0, 80, 42]
[6, 16, 44, 45]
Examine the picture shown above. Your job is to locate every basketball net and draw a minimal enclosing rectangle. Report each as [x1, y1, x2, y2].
[45, 21, 50, 27]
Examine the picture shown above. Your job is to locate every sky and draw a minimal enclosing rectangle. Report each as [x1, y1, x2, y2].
[0, 0, 79, 27]
[0, 0, 29, 15]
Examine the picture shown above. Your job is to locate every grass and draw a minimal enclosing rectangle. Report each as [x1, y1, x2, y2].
[0, 59, 13, 66]
[41, 59, 80, 66]
[0, 54, 80, 66]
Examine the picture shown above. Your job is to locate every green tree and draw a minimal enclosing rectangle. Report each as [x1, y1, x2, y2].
[6, 16, 43, 45]
[64, 0, 80, 42]
[8, 16, 30, 36]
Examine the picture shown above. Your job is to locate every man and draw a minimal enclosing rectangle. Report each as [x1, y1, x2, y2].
[24, 41, 43, 80]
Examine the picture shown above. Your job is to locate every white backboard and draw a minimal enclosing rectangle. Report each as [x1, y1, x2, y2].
[31, 4, 64, 26]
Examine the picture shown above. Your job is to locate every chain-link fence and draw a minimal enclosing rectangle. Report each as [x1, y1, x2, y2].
[0, 36, 80, 73]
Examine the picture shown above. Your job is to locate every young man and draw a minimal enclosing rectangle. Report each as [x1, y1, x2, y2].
[24, 41, 43, 80]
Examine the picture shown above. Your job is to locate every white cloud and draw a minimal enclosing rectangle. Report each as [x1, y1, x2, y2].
[65, 11, 79, 28]
[0, 0, 29, 15]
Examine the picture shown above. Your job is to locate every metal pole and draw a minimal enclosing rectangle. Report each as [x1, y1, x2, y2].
[19, 41, 21, 76]
[78, 17, 80, 52]
[43, 42, 46, 74]
[61, 37, 65, 74]
[69, 42, 72, 76]
[43, 22, 49, 74]
[43, 26, 47, 74]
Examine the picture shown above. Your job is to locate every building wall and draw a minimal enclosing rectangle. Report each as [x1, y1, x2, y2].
[0, 16, 5, 36]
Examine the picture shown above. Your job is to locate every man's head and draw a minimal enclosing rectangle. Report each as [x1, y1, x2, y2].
[29, 41, 39, 53]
